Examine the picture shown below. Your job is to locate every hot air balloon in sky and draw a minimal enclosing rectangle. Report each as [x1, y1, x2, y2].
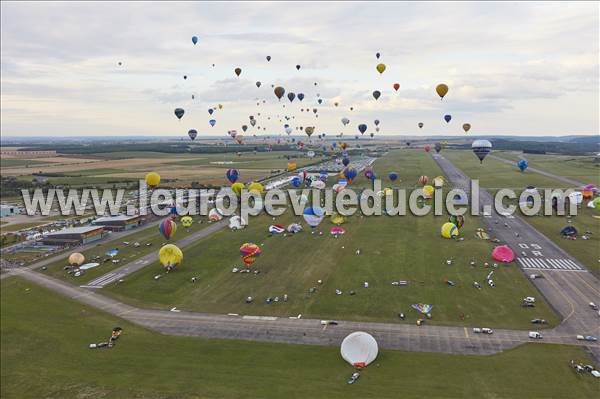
[192, 36, 198, 45]
[209, 119, 216, 127]
[226, 168, 239, 183]
[174, 108, 185, 120]
[145, 172, 160, 188]
[393, 83, 400, 91]
[343, 166, 357, 183]
[159, 218, 177, 240]
[274, 86, 285, 101]
[462, 123, 471, 133]
[418, 122, 424, 129]
[436, 83, 449, 99]
[297, 93, 304, 101]
[240, 243, 261, 267]
[376, 63, 386, 74]
[188, 129, 197, 140]
[159, 244, 183, 271]
[358, 124, 367, 134]
[472, 139, 492, 163]
[266, 55, 271, 61]
[372, 90, 381, 100]
[444, 114, 452, 123]
[234, 67, 242, 76]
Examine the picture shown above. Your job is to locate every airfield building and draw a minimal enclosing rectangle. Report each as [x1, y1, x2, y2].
[92, 214, 144, 232]
[0, 205, 20, 218]
[41, 226, 104, 246]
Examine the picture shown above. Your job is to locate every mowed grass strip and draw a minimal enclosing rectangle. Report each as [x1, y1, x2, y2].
[1, 277, 597, 399]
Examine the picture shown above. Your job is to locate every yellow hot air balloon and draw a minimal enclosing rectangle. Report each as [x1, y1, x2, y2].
[436, 84, 449, 99]
[287, 162, 297, 171]
[423, 185, 434, 198]
[231, 182, 245, 196]
[441, 222, 459, 239]
[68, 252, 85, 266]
[218, 104, 223, 109]
[433, 176, 445, 187]
[331, 213, 346, 225]
[248, 182, 264, 194]
[376, 63, 386, 74]
[462, 123, 471, 133]
[145, 172, 160, 188]
[383, 187, 394, 196]
[181, 216, 193, 228]
[159, 244, 183, 270]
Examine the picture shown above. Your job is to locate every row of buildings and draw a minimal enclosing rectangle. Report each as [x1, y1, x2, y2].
[40, 214, 144, 245]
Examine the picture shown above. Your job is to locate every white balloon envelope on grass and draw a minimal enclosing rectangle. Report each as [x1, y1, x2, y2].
[340, 331, 378, 369]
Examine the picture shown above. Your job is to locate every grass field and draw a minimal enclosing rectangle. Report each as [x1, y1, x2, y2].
[2, 277, 597, 399]
[0, 158, 47, 167]
[37, 218, 209, 285]
[493, 151, 600, 186]
[101, 150, 559, 329]
[444, 150, 600, 274]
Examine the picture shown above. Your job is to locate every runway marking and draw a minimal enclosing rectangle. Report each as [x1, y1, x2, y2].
[541, 271, 575, 322]
[464, 327, 469, 338]
[517, 257, 582, 271]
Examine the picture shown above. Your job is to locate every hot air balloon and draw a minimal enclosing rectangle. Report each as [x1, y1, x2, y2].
[305, 126, 315, 137]
[342, 157, 350, 167]
[266, 55, 271, 61]
[358, 124, 367, 135]
[472, 139, 492, 163]
[145, 172, 160, 188]
[242, 125, 248, 132]
[192, 36, 198, 45]
[274, 86, 285, 101]
[448, 214, 465, 229]
[462, 123, 471, 133]
[418, 122, 424, 129]
[444, 114, 452, 123]
[159, 244, 183, 271]
[372, 90, 381, 100]
[436, 84, 449, 99]
[188, 129, 197, 140]
[287, 92, 296, 102]
[424, 145, 431, 153]
[517, 159, 528, 172]
[68, 252, 85, 266]
[208, 108, 214, 115]
[418, 175, 428, 186]
[181, 216, 193, 228]
[434, 142, 442, 153]
[209, 119, 216, 127]
[174, 108, 185, 120]
[231, 182, 244, 197]
[343, 166, 357, 183]
[159, 218, 177, 240]
[393, 83, 400, 91]
[297, 93, 304, 101]
[441, 222, 459, 239]
[388, 172, 398, 181]
[303, 206, 325, 228]
[248, 182, 264, 194]
[376, 63, 386, 74]
[341, 332, 378, 369]
[374, 119, 380, 126]
[341, 117, 350, 126]
[255, 81, 261, 88]
[296, 64, 301, 70]
[226, 169, 239, 183]
[492, 245, 515, 263]
[234, 68, 242, 76]
[208, 208, 223, 222]
[240, 243, 261, 267]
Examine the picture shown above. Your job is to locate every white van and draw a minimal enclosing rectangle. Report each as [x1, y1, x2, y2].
[528, 331, 543, 339]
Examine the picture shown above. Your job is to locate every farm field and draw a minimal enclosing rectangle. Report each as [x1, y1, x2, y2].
[2, 276, 597, 399]
[101, 150, 559, 329]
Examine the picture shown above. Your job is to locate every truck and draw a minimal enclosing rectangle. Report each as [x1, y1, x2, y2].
[529, 331, 543, 339]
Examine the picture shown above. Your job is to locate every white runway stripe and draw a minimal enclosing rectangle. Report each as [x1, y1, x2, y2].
[517, 257, 583, 271]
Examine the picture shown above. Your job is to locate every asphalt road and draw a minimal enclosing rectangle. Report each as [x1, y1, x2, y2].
[3, 155, 599, 363]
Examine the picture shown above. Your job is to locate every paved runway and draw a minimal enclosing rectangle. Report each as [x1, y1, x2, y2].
[489, 154, 584, 187]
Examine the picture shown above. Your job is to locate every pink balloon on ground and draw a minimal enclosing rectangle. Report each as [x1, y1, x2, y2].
[492, 245, 515, 262]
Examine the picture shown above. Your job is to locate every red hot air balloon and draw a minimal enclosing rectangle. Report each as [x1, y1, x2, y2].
[393, 83, 400, 91]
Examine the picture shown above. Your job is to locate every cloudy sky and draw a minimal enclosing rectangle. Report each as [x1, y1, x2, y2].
[1, 1, 598, 137]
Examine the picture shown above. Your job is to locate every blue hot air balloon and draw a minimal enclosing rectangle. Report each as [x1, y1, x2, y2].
[209, 119, 216, 127]
[343, 166, 357, 183]
[444, 114, 452, 123]
[342, 157, 350, 167]
[297, 93, 305, 101]
[226, 169, 239, 183]
[192, 36, 198, 45]
[517, 159, 529, 172]
[208, 108, 214, 115]
[388, 172, 398, 181]
[291, 176, 301, 187]
[358, 124, 368, 135]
